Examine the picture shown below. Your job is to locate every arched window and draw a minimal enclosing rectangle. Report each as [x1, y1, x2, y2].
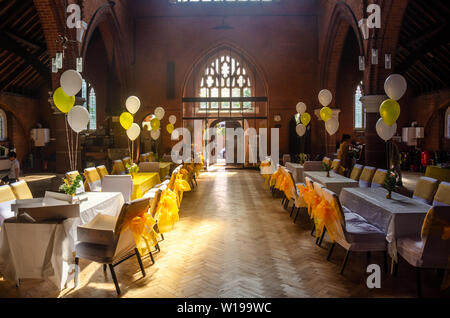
[81, 79, 97, 130]
[199, 54, 252, 112]
[0, 108, 7, 141]
[354, 81, 364, 129]
[445, 107, 450, 139]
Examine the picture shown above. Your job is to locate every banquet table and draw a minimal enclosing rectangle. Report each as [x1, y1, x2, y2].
[131, 172, 161, 200]
[339, 187, 431, 264]
[304, 171, 359, 195]
[159, 162, 172, 180]
[285, 162, 303, 183]
[0, 192, 124, 290]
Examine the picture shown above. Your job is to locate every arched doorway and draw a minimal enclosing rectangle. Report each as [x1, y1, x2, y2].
[182, 45, 268, 169]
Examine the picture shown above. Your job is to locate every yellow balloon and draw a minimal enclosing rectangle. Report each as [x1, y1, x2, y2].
[119, 112, 133, 130]
[379, 99, 400, 126]
[320, 106, 333, 122]
[167, 123, 174, 134]
[53, 87, 75, 114]
[300, 112, 311, 126]
[151, 117, 160, 131]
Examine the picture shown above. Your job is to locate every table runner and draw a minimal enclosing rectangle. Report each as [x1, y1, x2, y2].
[131, 172, 161, 200]
[304, 171, 359, 195]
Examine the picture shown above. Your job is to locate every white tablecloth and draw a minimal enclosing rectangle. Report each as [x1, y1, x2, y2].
[304, 171, 359, 195]
[339, 187, 430, 262]
[286, 163, 303, 183]
[0, 192, 124, 290]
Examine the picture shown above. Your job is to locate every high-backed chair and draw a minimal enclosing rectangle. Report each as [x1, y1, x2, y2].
[322, 188, 387, 275]
[139, 162, 159, 173]
[432, 181, 450, 206]
[102, 175, 133, 203]
[74, 198, 149, 295]
[84, 167, 102, 192]
[331, 159, 344, 175]
[349, 164, 364, 181]
[10, 180, 32, 199]
[359, 166, 376, 188]
[412, 177, 439, 205]
[96, 165, 109, 180]
[112, 160, 127, 175]
[371, 169, 388, 188]
[396, 205, 450, 297]
[65, 171, 85, 194]
[122, 157, 132, 167]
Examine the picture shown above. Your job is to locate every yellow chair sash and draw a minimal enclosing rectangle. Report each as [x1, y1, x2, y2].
[279, 174, 295, 200]
[173, 174, 191, 206]
[270, 169, 281, 187]
[421, 207, 450, 241]
[11, 181, 33, 200]
[121, 211, 159, 256]
[155, 189, 180, 233]
[313, 198, 344, 242]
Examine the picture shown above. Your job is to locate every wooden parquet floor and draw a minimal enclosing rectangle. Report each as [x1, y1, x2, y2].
[0, 168, 449, 298]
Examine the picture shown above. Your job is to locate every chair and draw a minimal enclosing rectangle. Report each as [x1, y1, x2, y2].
[396, 205, 450, 297]
[74, 198, 149, 295]
[371, 169, 387, 188]
[122, 157, 132, 167]
[96, 165, 109, 180]
[10, 180, 32, 199]
[65, 171, 85, 194]
[412, 177, 440, 205]
[139, 153, 149, 163]
[139, 162, 159, 173]
[359, 166, 376, 188]
[84, 167, 102, 192]
[322, 188, 387, 275]
[112, 160, 127, 175]
[349, 164, 364, 181]
[102, 175, 133, 203]
[432, 181, 450, 206]
[331, 159, 344, 175]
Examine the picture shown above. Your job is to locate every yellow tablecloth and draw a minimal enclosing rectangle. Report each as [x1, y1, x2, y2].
[131, 172, 161, 200]
[425, 166, 450, 183]
[159, 162, 172, 180]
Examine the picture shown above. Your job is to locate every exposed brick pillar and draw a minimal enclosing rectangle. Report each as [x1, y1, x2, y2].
[361, 95, 388, 168]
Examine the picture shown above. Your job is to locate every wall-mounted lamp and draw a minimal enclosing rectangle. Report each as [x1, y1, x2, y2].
[274, 115, 281, 122]
[385, 53, 391, 70]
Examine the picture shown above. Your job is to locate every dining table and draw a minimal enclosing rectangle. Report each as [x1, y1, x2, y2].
[131, 172, 161, 200]
[0, 191, 125, 290]
[304, 171, 359, 195]
[339, 187, 431, 267]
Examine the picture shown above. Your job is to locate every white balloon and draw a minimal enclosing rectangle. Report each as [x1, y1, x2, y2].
[126, 96, 141, 115]
[296, 124, 306, 137]
[169, 115, 177, 125]
[384, 74, 407, 100]
[325, 117, 339, 135]
[126, 123, 141, 141]
[155, 107, 165, 120]
[318, 89, 333, 107]
[60, 70, 82, 96]
[67, 106, 90, 133]
[151, 129, 161, 140]
[376, 118, 397, 141]
[296, 102, 306, 114]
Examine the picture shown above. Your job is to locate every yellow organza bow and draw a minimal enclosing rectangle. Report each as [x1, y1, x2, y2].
[313, 198, 344, 242]
[270, 169, 281, 187]
[297, 184, 320, 217]
[155, 189, 180, 233]
[260, 161, 271, 168]
[173, 174, 191, 206]
[274, 173, 285, 190]
[279, 175, 295, 200]
[122, 212, 159, 256]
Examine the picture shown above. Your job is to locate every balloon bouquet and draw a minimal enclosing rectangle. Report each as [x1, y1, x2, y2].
[377, 74, 407, 141]
[295, 102, 310, 137]
[119, 96, 142, 163]
[53, 70, 90, 171]
[318, 89, 339, 136]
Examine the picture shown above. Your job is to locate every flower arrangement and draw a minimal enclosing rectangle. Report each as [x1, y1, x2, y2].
[322, 161, 332, 177]
[299, 153, 309, 165]
[383, 169, 401, 199]
[126, 162, 140, 177]
[59, 175, 83, 196]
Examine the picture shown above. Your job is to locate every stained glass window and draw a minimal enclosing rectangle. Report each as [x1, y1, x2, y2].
[81, 79, 97, 130]
[354, 82, 363, 129]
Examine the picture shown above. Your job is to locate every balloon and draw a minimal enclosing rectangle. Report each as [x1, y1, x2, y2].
[155, 107, 165, 120]
[67, 106, 90, 133]
[119, 112, 133, 130]
[169, 115, 177, 125]
[151, 129, 160, 140]
[318, 89, 332, 107]
[296, 102, 306, 114]
[300, 112, 311, 126]
[379, 99, 400, 126]
[320, 106, 333, 122]
[166, 123, 174, 134]
[376, 118, 397, 141]
[151, 117, 160, 130]
[296, 124, 306, 137]
[325, 117, 339, 135]
[126, 96, 141, 114]
[384, 74, 407, 100]
[60, 70, 82, 96]
[171, 129, 180, 140]
[126, 123, 141, 141]
[53, 87, 75, 114]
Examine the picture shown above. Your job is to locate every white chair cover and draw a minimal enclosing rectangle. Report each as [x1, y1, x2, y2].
[102, 175, 133, 203]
